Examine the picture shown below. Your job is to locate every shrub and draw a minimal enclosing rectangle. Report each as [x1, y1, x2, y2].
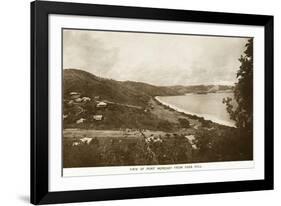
[178, 118, 190, 128]
[201, 120, 212, 128]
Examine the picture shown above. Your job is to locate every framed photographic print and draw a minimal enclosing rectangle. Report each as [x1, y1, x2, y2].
[31, 0, 274, 204]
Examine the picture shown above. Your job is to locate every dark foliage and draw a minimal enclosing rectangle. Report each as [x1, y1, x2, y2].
[178, 118, 190, 128]
[223, 38, 253, 130]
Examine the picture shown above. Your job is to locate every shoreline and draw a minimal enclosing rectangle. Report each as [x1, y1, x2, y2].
[154, 96, 235, 128]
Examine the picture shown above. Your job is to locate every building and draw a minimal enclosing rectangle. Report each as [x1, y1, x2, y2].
[72, 141, 80, 146]
[80, 137, 92, 144]
[81, 97, 91, 102]
[75, 98, 83, 103]
[67, 100, 74, 105]
[185, 135, 198, 149]
[70, 92, 79, 95]
[69, 92, 81, 99]
[96, 101, 107, 108]
[76, 118, 86, 124]
[93, 115, 103, 121]
[94, 96, 100, 100]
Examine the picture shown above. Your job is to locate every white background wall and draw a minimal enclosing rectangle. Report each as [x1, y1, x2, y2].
[0, 0, 279, 205]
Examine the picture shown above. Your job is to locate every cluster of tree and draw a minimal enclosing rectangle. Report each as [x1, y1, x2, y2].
[63, 134, 194, 168]
[223, 38, 253, 130]
[222, 38, 253, 160]
[194, 128, 253, 162]
[63, 126, 253, 168]
[178, 118, 190, 128]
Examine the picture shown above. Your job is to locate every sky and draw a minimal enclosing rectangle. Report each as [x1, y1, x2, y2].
[63, 29, 249, 86]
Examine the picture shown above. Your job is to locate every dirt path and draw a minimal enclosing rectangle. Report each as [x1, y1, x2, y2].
[104, 100, 143, 110]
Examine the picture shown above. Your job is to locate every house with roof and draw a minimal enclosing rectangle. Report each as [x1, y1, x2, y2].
[93, 115, 103, 121]
[75, 97, 83, 103]
[96, 101, 107, 108]
[69, 92, 81, 99]
[76, 118, 86, 124]
[81, 97, 91, 102]
[80, 137, 92, 144]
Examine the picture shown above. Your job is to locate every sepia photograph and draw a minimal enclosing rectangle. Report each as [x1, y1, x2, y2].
[62, 29, 253, 169]
[30, 2, 273, 203]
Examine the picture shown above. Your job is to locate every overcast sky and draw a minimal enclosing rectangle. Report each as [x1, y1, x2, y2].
[63, 29, 249, 86]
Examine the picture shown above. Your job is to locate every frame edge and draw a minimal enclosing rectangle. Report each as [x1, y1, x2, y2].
[30, 1, 274, 204]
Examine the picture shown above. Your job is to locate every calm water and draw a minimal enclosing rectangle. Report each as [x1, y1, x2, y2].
[156, 93, 235, 127]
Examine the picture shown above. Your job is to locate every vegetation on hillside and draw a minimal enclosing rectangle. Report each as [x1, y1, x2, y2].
[63, 66, 253, 168]
[64, 69, 233, 107]
[63, 126, 251, 168]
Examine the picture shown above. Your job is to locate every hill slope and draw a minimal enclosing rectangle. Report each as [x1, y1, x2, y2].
[64, 69, 233, 107]
[63, 69, 233, 102]
[64, 69, 182, 107]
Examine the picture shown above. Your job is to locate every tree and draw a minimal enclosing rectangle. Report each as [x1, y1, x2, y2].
[223, 38, 253, 130]
[178, 118, 190, 128]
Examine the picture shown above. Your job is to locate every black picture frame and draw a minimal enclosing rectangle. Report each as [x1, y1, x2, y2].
[31, 0, 274, 205]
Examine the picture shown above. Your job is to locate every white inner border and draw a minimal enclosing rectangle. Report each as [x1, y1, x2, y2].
[49, 14, 265, 192]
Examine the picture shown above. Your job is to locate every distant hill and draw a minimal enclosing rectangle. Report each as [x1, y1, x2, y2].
[64, 69, 233, 106]
[167, 84, 233, 94]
